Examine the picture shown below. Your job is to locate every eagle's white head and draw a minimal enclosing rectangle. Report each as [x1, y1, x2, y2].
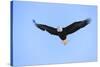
[57, 26, 63, 32]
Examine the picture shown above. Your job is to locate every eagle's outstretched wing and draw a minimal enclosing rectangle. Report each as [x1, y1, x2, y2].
[33, 20, 58, 35]
[63, 19, 90, 35]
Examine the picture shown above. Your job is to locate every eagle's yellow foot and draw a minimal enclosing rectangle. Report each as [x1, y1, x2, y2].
[62, 39, 68, 45]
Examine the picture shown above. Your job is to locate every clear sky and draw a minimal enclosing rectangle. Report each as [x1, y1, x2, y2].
[12, 1, 97, 66]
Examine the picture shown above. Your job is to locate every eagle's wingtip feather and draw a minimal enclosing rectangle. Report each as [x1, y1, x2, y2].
[33, 19, 37, 24]
[85, 18, 91, 24]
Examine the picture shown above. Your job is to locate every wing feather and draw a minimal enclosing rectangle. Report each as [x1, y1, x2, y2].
[63, 19, 90, 35]
[34, 22, 58, 35]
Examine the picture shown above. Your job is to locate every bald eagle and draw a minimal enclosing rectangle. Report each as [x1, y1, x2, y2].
[33, 19, 90, 45]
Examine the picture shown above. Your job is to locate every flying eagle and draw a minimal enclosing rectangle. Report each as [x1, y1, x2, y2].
[33, 19, 90, 45]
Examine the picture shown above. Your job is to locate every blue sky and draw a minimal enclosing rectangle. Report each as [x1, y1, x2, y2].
[12, 1, 97, 66]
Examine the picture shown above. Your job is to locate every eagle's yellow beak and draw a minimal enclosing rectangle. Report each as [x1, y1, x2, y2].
[62, 39, 68, 45]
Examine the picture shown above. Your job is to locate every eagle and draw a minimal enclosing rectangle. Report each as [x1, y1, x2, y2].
[33, 19, 90, 45]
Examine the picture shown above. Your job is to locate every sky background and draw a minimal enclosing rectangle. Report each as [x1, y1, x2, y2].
[12, 1, 97, 66]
